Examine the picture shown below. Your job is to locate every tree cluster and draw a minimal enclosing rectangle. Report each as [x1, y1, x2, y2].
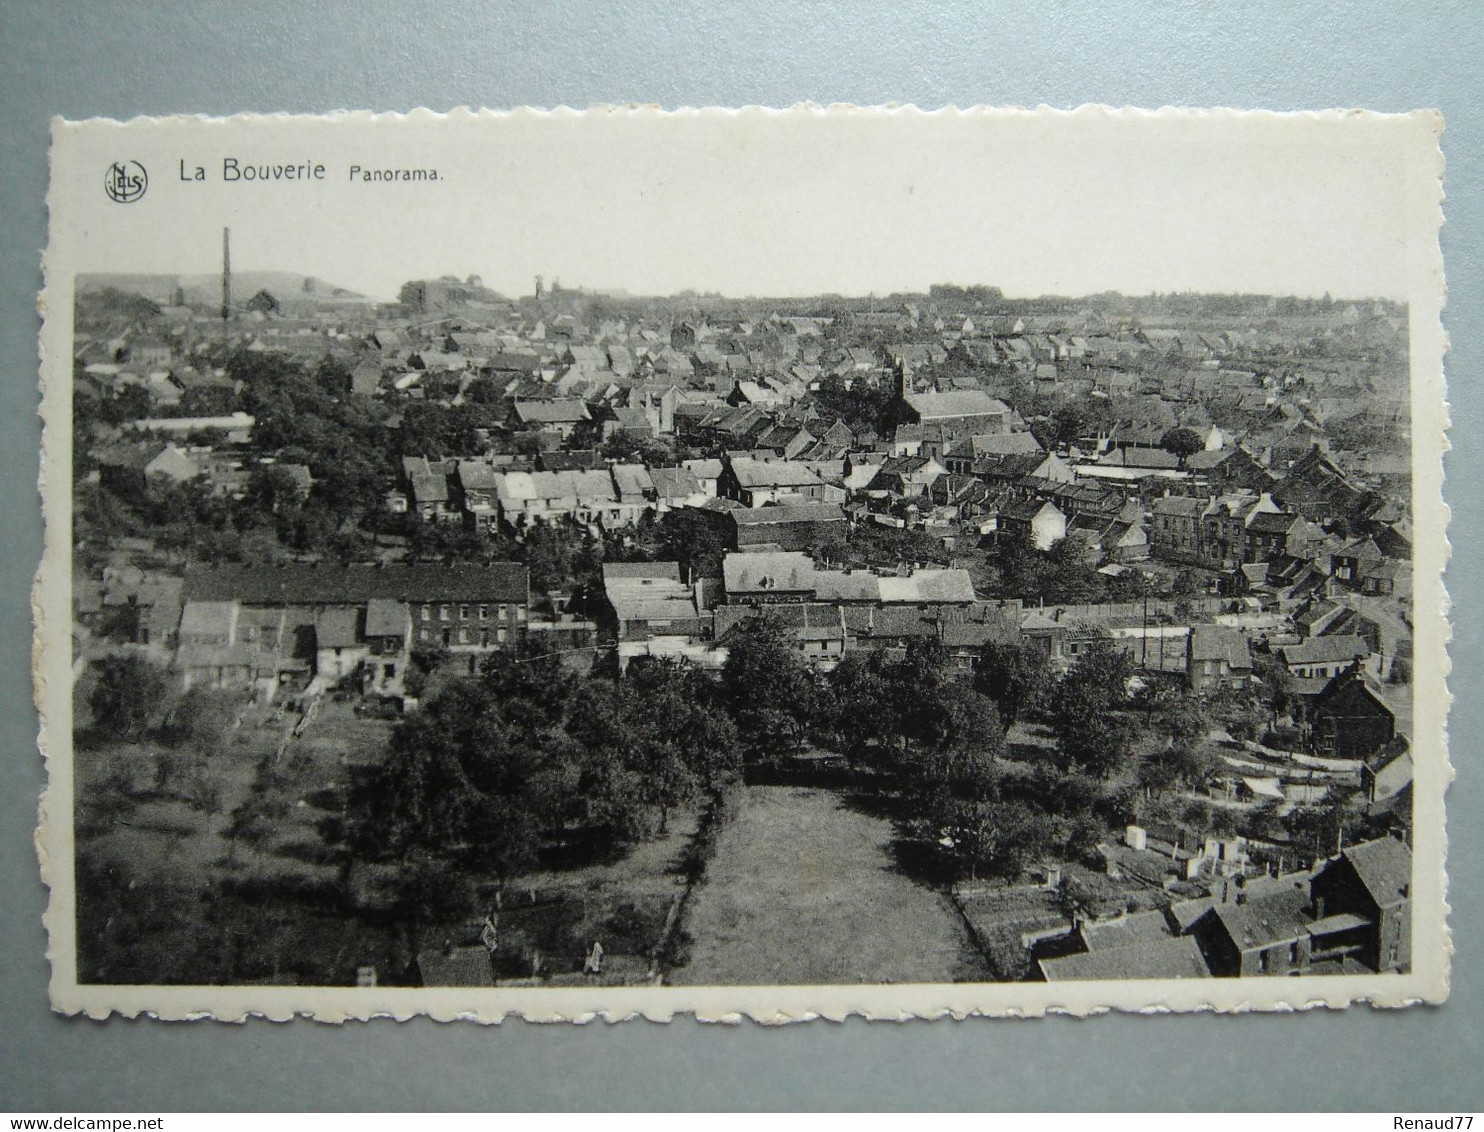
[344, 653, 741, 885]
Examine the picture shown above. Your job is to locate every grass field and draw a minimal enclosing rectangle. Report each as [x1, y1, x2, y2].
[669, 784, 990, 986]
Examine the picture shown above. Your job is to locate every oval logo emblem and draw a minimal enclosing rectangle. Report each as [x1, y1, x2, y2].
[104, 161, 148, 204]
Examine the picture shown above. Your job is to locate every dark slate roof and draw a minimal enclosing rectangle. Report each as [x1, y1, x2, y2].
[1246, 510, 1302, 535]
[184, 563, 529, 605]
[1278, 634, 1369, 667]
[1039, 936, 1210, 981]
[1184, 449, 1233, 471]
[1188, 625, 1252, 669]
[513, 398, 590, 425]
[315, 606, 362, 649]
[1341, 837, 1412, 908]
[1153, 495, 1203, 517]
[364, 598, 409, 638]
[1211, 887, 1313, 951]
[730, 503, 846, 526]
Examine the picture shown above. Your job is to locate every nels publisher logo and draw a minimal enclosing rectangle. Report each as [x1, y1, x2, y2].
[104, 160, 148, 203]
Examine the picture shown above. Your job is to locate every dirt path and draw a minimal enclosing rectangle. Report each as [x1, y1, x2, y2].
[670, 784, 989, 985]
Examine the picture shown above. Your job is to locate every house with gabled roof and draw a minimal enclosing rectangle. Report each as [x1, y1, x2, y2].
[998, 499, 1066, 551]
[511, 398, 591, 438]
[1277, 634, 1371, 681]
[1312, 665, 1409, 758]
[1186, 625, 1253, 694]
[1309, 837, 1412, 973]
[1329, 536, 1384, 587]
[1189, 884, 1315, 977]
[895, 388, 1011, 441]
[718, 456, 838, 508]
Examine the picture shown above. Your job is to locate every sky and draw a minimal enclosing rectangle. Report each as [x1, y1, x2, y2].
[51, 107, 1438, 302]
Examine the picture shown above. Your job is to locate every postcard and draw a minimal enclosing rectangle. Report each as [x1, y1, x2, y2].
[37, 106, 1449, 1021]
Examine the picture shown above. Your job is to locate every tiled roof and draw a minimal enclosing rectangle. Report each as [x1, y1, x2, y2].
[1211, 887, 1312, 951]
[513, 398, 590, 425]
[1278, 634, 1368, 666]
[184, 563, 529, 605]
[1340, 836, 1412, 908]
[1039, 936, 1210, 981]
[903, 389, 1009, 421]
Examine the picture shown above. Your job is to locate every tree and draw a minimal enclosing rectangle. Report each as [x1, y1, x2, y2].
[940, 799, 1062, 881]
[974, 639, 1053, 731]
[161, 687, 240, 754]
[721, 615, 814, 760]
[1155, 695, 1208, 747]
[808, 372, 894, 439]
[242, 461, 298, 516]
[346, 677, 544, 883]
[1048, 637, 1137, 776]
[656, 508, 728, 580]
[405, 642, 450, 698]
[86, 655, 169, 742]
[523, 522, 603, 593]
[1172, 567, 1205, 599]
[1029, 417, 1061, 453]
[1208, 686, 1266, 743]
[892, 640, 1003, 758]
[1138, 742, 1216, 794]
[626, 660, 741, 794]
[1160, 426, 1205, 462]
[384, 849, 480, 959]
[1283, 785, 1365, 866]
[826, 652, 899, 765]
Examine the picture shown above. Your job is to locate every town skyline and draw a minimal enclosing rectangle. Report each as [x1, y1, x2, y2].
[78, 268, 1412, 309]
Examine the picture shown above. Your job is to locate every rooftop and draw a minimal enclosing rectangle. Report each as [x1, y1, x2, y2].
[903, 389, 1009, 421]
[1338, 836, 1412, 908]
[1039, 936, 1210, 981]
[184, 563, 529, 605]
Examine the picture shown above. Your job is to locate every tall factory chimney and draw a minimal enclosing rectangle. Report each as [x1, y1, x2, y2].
[221, 227, 232, 325]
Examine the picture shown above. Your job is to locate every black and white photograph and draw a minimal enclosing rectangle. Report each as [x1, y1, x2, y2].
[37, 107, 1450, 1020]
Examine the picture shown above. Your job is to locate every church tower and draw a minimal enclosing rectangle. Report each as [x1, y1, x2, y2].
[894, 355, 913, 401]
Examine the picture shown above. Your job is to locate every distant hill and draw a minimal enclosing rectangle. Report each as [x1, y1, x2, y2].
[77, 272, 371, 306]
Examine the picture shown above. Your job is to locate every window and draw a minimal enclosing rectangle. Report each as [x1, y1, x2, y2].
[480, 630, 489, 647]
[420, 605, 430, 621]
[479, 605, 488, 620]
[440, 605, 450, 621]
[497, 627, 508, 643]
[459, 605, 468, 619]
[384, 663, 395, 679]
[459, 628, 470, 644]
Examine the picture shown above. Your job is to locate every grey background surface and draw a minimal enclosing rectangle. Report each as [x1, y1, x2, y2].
[1, 0, 1480, 1112]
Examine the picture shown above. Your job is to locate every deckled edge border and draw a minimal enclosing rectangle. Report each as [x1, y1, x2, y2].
[33, 103, 1453, 1024]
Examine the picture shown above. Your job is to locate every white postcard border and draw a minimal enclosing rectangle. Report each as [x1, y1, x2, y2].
[36, 105, 1451, 1022]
